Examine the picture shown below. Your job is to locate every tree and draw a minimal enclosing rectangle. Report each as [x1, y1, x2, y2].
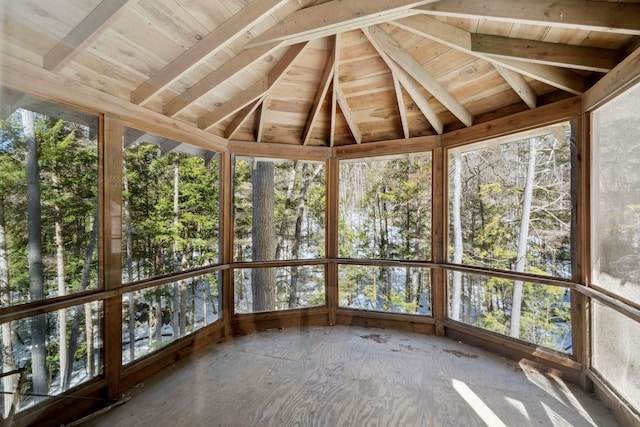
[251, 161, 276, 311]
[510, 138, 536, 338]
[22, 109, 48, 399]
[450, 150, 463, 321]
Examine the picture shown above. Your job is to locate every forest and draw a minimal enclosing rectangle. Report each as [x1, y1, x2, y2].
[448, 125, 573, 353]
[0, 104, 576, 418]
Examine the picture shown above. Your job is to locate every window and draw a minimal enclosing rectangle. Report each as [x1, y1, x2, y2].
[0, 91, 99, 304]
[448, 125, 572, 278]
[448, 272, 571, 354]
[591, 301, 640, 410]
[234, 266, 325, 313]
[0, 91, 101, 415]
[591, 83, 640, 409]
[233, 157, 326, 262]
[591, 84, 640, 303]
[337, 153, 432, 316]
[122, 272, 220, 364]
[122, 128, 220, 282]
[447, 124, 574, 352]
[339, 153, 432, 260]
[339, 265, 431, 315]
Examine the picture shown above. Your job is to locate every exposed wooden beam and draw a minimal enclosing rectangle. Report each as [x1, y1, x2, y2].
[255, 100, 267, 143]
[198, 79, 268, 131]
[392, 15, 588, 95]
[392, 75, 410, 139]
[223, 42, 309, 140]
[583, 45, 640, 112]
[335, 84, 362, 144]
[330, 34, 341, 147]
[224, 97, 265, 140]
[417, 0, 640, 36]
[363, 27, 444, 134]
[492, 63, 537, 109]
[302, 42, 335, 146]
[496, 59, 588, 95]
[244, 0, 438, 48]
[267, 42, 309, 85]
[471, 33, 621, 73]
[367, 25, 473, 127]
[131, 0, 289, 105]
[163, 42, 281, 117]
[44, 0, 131, 72]
[200, 42, 308, 132]
[0, 55, 227, 151]
[393, 67, 445, 135]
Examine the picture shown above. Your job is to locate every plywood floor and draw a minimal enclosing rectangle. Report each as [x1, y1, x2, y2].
[82, 325, 618, 426]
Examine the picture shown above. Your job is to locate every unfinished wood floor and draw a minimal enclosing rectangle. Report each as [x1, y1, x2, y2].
[82, 325, 618, 427]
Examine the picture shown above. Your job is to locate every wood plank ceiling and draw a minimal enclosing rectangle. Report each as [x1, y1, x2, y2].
[1, 0, 639, 150]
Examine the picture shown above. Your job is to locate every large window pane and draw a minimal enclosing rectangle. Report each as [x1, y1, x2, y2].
[449, 125, 572, 278]
[339, 265, 431, 315]
[592, 301, 640, 410]
[339, 154, 432, 260]
[0, 302, 102, 415]
[0, 91, 99, 305]
[592, 83, 640, 303]
[123, 128, 220, 282]
[122, 272, 220, 364]
[233, 157, 325, 262]
[234, 266, 325, 313]
[448, 272, 572, 354]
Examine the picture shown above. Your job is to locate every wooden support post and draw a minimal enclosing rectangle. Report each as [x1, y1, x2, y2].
[102, 114, 123, 400]
[573, 112, 593, 391]
[326, 157, 340, 325]
[431, 141, 446, 336]
[219, 151, 234, 336]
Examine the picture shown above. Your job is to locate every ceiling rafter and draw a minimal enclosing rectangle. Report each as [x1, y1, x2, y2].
[163, 0, 437, 121]
[329, 34, 341, 147]
[302, 40, 335, 146]
[244, 0, 438, 48]
[198, 42, 309, 131]
[335, 83, 362, 144]
[131, 0, 290, 106]
[224, 97, 265, 140]
[470, 33, 621, 73]
[363, 27, 444, 135]
[391, 15, 588, 95]
[492, 63, 537, 109]
[163, 42, 281, 117]
[392, 75, 410, 139]
[43, 0, 131, 72]
[366, 25, 473, 127]
[416, 0, 640, 36]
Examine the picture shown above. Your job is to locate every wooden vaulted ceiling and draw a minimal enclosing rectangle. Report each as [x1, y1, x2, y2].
[1, 0, 639, 150]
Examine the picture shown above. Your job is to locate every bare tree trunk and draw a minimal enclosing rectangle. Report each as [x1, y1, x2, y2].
[155, 292, 162, 342]
[251, 161, 276, 312]
[171, 161, 180, 338]
[510, 138, 537, 338]
[84, 303, 94, 378]
[0, 197, 18, 416]
[275, 163, 298, 260]
[123, 149, 136, 360]
[52, 174, 69, 391]
[288, 164, 322, 308]
[22, 109, 48, 400]
[451, 151, 463, 321]
[64, 214, 97, 388]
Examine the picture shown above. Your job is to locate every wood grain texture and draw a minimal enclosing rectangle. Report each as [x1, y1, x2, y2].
[84, 325, 620, 427]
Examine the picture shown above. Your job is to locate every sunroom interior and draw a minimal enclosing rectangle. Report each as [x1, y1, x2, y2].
[1, 0, 640, 425]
